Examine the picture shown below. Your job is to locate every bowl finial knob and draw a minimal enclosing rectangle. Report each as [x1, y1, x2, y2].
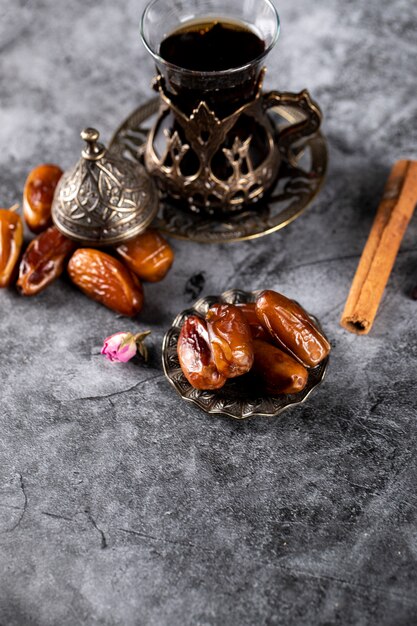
[81, 127, 105, 160]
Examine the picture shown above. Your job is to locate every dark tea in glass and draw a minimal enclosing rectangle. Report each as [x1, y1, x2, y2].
[159, 19, 265, 72]
[159, 19, 266, 115]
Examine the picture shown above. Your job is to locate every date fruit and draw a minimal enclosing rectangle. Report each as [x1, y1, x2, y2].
[17, 226, 75, 295]
[0, 208, 24, 288]
[177, 315, 226, 390]
[236, 303, 270, 341]
[116, 229, 174, 282]
[23, 164, 63, 233]
[67, 248, 144, 316]
[206, 303, 254, 377]
[255, 290, 331, 367]
[252, 339, 308, 395]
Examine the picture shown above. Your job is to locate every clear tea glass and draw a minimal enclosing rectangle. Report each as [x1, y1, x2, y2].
[141, 0, 279, 116]
[140, 0, 321, 215]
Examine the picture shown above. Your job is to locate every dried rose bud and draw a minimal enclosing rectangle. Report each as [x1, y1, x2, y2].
[101, 331, 151, 363]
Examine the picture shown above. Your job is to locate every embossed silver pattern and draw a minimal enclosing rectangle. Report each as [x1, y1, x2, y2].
[144, 72, 283, 213]
[162, 290, 329, 419]
[52, 128, 159, 245]
[109, 100, 327, 243]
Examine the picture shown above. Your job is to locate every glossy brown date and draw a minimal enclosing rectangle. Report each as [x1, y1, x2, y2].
[0, 209, 24, 288]
[116, 229, 174, 282]
[252, 339, 308, 395]
[206, 303, 254, 378]
[67, 248, 144, 317]
[177, 315, 226, 390]
[236, 302, 270, 341]
[23, 164, 63, 233]
[255, 290, 331, 367]
[17, 226, 75, 295]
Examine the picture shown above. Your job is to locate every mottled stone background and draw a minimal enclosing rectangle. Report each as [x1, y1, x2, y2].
[1, 0, 417, 624]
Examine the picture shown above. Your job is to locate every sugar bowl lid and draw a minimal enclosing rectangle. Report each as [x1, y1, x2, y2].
[52, 128, 158, 245]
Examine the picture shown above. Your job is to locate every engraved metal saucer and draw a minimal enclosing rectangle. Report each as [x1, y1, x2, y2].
[109, 98, 327, 244]
[162, 289, 329, 419]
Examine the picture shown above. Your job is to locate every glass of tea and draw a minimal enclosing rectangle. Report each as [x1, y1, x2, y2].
[141, 0, 279, 115]
[140, 0, 321, 214]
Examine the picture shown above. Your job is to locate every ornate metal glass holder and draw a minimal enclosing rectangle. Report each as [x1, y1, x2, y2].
[145, 71, 321, 215]
[109, 98, 327, 243]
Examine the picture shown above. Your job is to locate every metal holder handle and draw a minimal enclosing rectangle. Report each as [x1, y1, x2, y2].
[263, 90, 322, 167]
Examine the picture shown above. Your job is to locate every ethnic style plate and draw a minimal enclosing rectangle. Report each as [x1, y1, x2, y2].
[162, 289, 329, 419]
[109, 98, 327, 244]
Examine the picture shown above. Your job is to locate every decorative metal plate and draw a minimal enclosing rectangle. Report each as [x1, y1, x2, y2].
[109, 98, 327, 243]
[162, 290, 329, 419]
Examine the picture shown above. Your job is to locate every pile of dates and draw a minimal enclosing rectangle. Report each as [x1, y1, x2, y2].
[0, 164, 173, 315]
[177, 290, 331, 395]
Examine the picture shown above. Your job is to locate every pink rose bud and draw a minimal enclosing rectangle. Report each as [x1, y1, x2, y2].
[101, 330, 151, 363]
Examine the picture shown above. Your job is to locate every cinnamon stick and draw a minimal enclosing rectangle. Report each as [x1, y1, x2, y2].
[340, 160, 417, 334]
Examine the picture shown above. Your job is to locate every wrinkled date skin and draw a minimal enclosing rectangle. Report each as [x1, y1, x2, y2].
[236, 303, 270, 341]
[177, 315, 226, 390]
[252, 339, 308, 395]
[206, 303, 254, 378]
[17, 226, 75, 295]
[23, 164, 63, 233]
[67, 248, 144, 317]
[0, 209, 24, 288]
[116, 229, 174, 282]
[255, 290, 331, 367]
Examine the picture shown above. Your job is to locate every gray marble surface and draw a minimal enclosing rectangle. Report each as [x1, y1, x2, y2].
[1, 0, 417, 624]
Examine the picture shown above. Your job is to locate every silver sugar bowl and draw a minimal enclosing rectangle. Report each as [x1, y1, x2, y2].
[52, 128, 159, 245]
